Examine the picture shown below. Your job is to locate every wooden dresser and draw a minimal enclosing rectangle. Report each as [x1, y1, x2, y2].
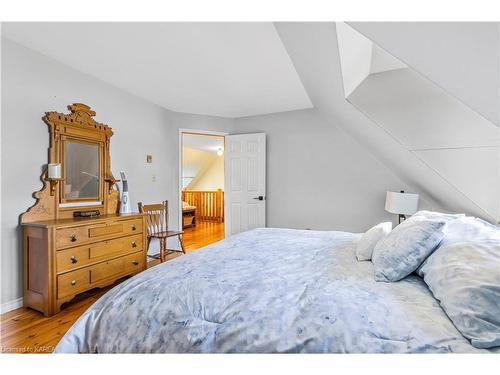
[21, 103, 148, 316]
[22, 214, 147, 316]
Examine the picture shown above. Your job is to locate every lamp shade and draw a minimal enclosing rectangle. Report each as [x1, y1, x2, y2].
[385, 191, 419, 215]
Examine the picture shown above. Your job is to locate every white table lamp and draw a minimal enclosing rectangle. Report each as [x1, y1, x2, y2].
[385, 190, 419, 224]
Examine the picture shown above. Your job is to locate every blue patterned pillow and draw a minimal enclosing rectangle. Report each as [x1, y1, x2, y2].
[418, 217, 500, 348]
[372, 217, 445, 282]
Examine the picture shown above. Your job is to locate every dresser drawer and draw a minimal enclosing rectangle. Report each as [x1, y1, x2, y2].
[56, 226, 90, 248]
[121, 218, 143, 235]
[56, 234, 143, 273]
[57, 268, 90, 299]
[90, 252, 144, 284]
[56, 218, 143, 249]
[89, 223, 123, 237]
[89, 234, 142, 259]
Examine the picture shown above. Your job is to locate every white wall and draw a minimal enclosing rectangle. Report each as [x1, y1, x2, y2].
[234, 109, 417, 232]
[0, 38, 234, 306]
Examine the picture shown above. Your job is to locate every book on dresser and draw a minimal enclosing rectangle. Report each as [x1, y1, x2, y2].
[20, 103, 148, 316]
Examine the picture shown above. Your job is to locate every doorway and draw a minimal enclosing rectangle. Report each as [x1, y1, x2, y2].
[179, 130, 226, 252]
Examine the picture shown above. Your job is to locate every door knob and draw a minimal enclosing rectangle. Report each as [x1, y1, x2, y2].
[71, 280, 76, 286]
[253, 196, 265, 201]
[131, 241, 137, 248]
[132, 260, 139, 265]
[70, 256, 78, 264]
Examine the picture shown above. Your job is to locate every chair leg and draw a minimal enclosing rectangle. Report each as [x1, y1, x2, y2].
[145, 237, 152, 259]
[179, 234, 186, 254]
[159, 238, 165, 263]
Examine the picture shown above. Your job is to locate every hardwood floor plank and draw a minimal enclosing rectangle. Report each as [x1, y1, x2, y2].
[0, 221, 224, 354]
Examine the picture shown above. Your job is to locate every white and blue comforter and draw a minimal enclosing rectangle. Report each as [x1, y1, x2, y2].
[56, 228, 492, 353]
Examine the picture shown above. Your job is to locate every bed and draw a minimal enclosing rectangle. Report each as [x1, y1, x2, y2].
[55, 228, 498, 353]
[182, 201, 196, 228]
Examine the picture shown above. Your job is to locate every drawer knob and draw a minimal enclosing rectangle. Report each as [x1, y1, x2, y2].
[132, 260, 139, 266]
[131, 225, 137, 231]
[70, 255, 78, 264]
[131, 241, 137, 248]
[71, 280, 76, 286]
[70, 234, 78, 242]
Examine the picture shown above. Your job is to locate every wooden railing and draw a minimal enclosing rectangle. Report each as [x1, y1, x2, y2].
[182, 189, 224, 222]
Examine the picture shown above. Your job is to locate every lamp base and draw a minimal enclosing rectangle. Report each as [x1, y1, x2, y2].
[398, 214, 406, 224]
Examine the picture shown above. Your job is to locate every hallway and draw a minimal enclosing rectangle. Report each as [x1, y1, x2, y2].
[183, 221, 225, 251]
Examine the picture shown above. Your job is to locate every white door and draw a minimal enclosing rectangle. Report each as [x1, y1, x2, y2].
[224, 133, 266, 236]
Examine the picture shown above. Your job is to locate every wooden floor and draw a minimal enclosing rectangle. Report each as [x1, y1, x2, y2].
[0, 221, 224, 353]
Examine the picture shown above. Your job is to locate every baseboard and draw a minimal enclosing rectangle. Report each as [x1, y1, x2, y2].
[0, 297, 23, 314]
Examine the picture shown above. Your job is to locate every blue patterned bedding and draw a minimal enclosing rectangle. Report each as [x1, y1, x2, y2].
[55, 228, 494, 353]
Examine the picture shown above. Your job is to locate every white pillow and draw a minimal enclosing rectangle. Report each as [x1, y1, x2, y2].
[356, 222, 392, 261]
[412, 210, 465, 222]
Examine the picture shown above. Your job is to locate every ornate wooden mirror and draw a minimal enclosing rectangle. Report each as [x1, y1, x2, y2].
[22, 103, 119, 223]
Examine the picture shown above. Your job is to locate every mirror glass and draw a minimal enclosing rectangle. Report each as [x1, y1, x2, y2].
[64, 141, 100, 200]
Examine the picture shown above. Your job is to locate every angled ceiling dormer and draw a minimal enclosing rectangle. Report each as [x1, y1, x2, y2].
[349, 22, 500, 127]
[336, 23, 407, 97]
[336, 22, 499, 222]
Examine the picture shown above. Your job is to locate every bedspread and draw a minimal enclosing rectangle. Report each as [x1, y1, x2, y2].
[56, 228, 492, 353]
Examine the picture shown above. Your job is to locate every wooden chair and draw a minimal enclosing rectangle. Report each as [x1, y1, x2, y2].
[138, 200, 186, 262]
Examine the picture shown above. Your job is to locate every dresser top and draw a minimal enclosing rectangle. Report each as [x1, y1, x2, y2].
[21, 213, 144, 228]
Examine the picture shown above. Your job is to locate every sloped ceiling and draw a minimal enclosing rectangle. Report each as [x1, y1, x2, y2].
[415, 147, 498, 218]
[336, 22, 498, 221]
[346, 68, 497, 149]
[273, 22, 500, 223]
[182, 147, 218, 189]
[182, 134, 224, 189]
[335, 22, 373, 97]
[2, 22, 312, 118]
[349, 22, 500, 126]
[336, 22, 406, 97]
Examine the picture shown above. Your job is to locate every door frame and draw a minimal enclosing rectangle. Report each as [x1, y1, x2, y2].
[178, 128, 228, 232]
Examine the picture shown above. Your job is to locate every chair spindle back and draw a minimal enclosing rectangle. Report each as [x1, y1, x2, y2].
[138, 200, 169, 236]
